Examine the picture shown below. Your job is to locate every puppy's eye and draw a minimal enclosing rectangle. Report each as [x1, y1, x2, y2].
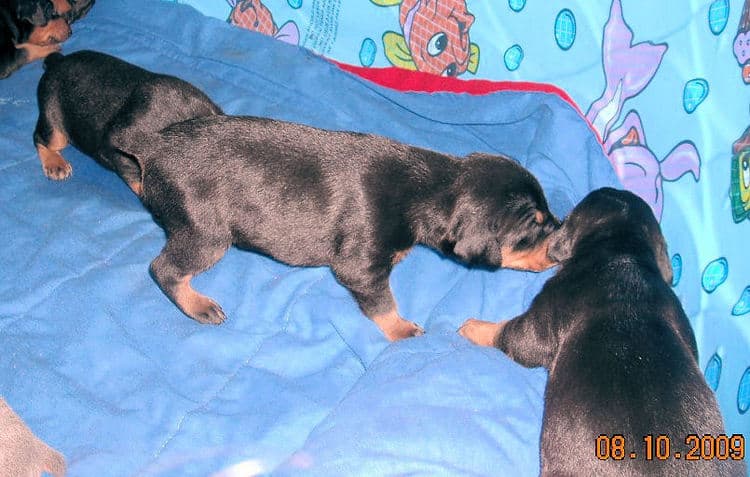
[515, 237, 531, 249]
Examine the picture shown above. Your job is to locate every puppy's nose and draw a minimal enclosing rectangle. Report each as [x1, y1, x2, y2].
[526, 249, 556, 271]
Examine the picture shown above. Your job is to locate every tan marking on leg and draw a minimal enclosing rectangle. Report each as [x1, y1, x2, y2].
[27, 19, 70, 45]
[371, 307, 424, 341]
[458, 318, 503, 347]
[51, 0, 72, 15]
[392, 247, 413, 266]
[15, 42, 60, 62]
[501, 237, 555, 272]
[37, 128, 71, 180]
[37, 145, 71, 180]
[128, 181, 143, 197]
[173, 275, 226, 324]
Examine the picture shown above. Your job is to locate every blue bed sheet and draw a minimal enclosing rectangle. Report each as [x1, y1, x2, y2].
[1, 1, 619, 475]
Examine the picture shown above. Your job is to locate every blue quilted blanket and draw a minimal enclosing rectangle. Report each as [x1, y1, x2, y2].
[0, 0, 671, 475]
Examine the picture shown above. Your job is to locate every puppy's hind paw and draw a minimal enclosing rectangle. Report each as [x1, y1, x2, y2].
[190, 297, 226, 325]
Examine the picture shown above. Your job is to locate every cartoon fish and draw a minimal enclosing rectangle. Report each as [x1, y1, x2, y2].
[606, 111, 700, 222]
[586, 0, 700, 222]
[372, 0, 479, 76]
[228, 0, 300, 45]
[733, 0, 750, 84]
[731, 126, 750, 222]
[586, 0, 667, 138]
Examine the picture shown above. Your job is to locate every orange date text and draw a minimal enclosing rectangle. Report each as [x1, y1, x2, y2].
[595, 434, 745, 461]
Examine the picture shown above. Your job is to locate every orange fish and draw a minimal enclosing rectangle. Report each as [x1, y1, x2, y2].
[228, 0, 300, 45]
[375, 0, 480, 76]
[229, 0, 276, 36]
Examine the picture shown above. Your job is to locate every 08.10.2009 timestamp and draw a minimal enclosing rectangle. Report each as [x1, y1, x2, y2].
[596, 434, 745, 461]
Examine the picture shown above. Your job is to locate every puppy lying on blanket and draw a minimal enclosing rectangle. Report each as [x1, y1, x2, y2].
[34, 50, 222, 195]
[460, 188, 745, 476]
[0, 398, 66, 477]
[113, 115, 559, 341]
[0, 0, 73, 78]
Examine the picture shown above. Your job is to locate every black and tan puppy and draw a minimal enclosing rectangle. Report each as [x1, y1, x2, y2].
[33, 50, 222, 195]
[112, 115, 559, 341]
[0, 0, 73, 78]
[460, 188, 745, 476]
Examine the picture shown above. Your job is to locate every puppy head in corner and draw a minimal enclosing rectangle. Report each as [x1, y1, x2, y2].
[15, 0, 56, 26]
[443, 153, 559, 271]
[547, 187, 673, 283]
[17, 0, 73, 46]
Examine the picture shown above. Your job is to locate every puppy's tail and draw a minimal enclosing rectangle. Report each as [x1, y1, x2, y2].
[109, 130, 155, 162]
[43, 52, 65, 71]
[109, 129, 158, 188]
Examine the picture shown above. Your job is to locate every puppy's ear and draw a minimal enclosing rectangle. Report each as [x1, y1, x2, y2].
[444, 199, 500, 265]
[545, 220, 575, 263]
[108, 129, 153, 160]
[453, 231, 496, 264]
[652, 230, 673, 285]
[16, 1, 53, 25]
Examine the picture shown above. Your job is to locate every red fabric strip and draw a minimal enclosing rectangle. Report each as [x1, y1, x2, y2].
[332, 61, 601, 143]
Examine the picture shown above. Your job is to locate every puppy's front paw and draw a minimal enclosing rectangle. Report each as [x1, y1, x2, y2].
[37, 145, 72, 180]
[388, 319, 424, 341]
[43, 159, 72, 180]
[458, 318, 501, 347]
[16, 42, 61, 62]
[189, 296, 226, 325]
[372, 310, 424, 341]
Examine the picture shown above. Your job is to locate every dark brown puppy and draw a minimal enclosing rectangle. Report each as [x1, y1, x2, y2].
[460, 188, 745, 476]
[34, 50, 222, 195]
[112, 115, 559, 341]
[0, 0, 73, 78]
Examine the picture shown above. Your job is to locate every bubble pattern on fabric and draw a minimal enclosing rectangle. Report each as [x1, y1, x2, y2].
[554, 9, 576, 51]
